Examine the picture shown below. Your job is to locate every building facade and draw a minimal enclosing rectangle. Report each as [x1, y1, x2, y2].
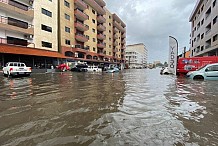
[190, 0, 218, 57]
[125, 43, 147, 68]
[0, 0, 126, 69]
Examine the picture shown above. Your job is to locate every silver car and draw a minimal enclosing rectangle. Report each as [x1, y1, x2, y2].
[186, 63, 218, 80]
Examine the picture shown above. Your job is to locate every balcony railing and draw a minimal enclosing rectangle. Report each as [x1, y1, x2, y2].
[0, 37, 34, 47]
[75, 21, 89, 31]
[74, 9, 89, 21]
[97, 24, 106, 31]
[97, 42, 106, 48]
[74, 0, 87, 11]
[113, 27, 118, 33]
[83, 0, 106, 15]
[97, 15, 106, 23]
[97, 33, 106, 40]
[0, 0, 33, 11]
[0, 16, 33, 29]
[114, 34, 118, 39]
[75, 33, 89, 42]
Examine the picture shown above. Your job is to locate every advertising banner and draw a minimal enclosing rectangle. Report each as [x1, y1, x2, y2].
[168, 36, 178, 75]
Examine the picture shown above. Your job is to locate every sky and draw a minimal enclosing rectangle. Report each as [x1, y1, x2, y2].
[105, 0, 197, 63]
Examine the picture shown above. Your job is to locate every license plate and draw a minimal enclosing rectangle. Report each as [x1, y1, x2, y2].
[19, 72, 24, 74]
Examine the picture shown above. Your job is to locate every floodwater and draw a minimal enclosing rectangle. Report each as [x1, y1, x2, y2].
[0, 69, 217, 146]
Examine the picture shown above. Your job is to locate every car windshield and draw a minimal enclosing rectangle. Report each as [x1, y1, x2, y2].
[197, 65, 207, 71]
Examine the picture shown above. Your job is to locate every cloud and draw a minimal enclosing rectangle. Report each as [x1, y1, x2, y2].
[105, 0, 196, 62]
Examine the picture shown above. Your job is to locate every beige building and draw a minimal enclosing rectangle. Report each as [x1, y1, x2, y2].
[125, 43, 148, 68]
[0, 0, 126, 68]
[60, 0, 126, 65]
[34, 0, 58, 52]
[190, 0, 218, 57]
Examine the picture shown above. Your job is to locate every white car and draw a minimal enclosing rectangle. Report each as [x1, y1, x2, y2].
[87, 66, 102, 72]
[186, 63, 218, 80]
[3, 62, 31, 77]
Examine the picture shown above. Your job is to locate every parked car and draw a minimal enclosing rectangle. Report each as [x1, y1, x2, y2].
[71, 64, 88, 72]
[87, 66, 102, 72]
[105, 67, 119, 73]
[186, 63, 218, 80]
[3, 62, 31, 77]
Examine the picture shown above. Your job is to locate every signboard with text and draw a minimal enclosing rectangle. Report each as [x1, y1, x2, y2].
[168, 36, 178, 75]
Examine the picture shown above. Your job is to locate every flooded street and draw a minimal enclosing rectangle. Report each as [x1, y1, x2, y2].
[0, 69, 218, 146]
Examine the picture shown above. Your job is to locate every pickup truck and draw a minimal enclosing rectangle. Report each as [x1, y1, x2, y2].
[3, 62, 31, 77]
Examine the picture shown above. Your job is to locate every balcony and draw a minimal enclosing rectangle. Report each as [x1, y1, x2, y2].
[97, 33, 106, 40]
[97, 50, 105, 56]
[97, 24, 106, 31]
[121, 39, 126, 44]
[0, 0, 34, 19]
[97, 15, 106, 23]
[75, 9, 89, 21]
[74, 0, 87, 11]
[113, 27, 118, 33]
[94, 0, 106, 7]
[121, 33, 126, 38]
[113, 41, 118, 46]
[83, 0, 105, 15]
[0, 16, 34, 35]
[114, 34, 118, 39]
[75, 21, 89, 31]
[75, 33, 88, 42]
[74, 44, 89, 53]
[113, 21, 126, 33]
[97, 42, 106, 48]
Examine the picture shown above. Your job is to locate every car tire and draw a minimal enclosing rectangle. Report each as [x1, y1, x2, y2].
[193, 75, 204, 80]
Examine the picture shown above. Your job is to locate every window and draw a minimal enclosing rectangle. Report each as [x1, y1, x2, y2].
[65, 39, 70, 45]
[65, 26, 70, 33]
[41, 24, 52, 32]
[201, 33, 204, 39]
[42, 8, 52, 17]
[213, 16, 217, 25]
[65, 13, 70, 20]
[213, 34, 218, 42]
[109, 38, 111, 41]
[92, 9, 95, 14]
[206, 65, 218, 71]
[109, 30, 111, 33]
[109, 23, 111, 26]
[109, 16, 111, 19]
[201, 19, 204, 25]
[42, 41, 52, 48]
[213, 0, 216, 7]
[92, 19, 95, 23]
[64, 0, 70, 8]
[92, 28, 95, 33]
[109, 45, 111, 48]
[93, 38, 96, 42]
[93, 47, 96, 51]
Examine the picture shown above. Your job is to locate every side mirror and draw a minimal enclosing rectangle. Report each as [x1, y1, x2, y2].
[205, 68, 209, 72]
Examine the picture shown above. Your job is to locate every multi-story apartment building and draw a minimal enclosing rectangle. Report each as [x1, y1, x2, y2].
[190, 0, 218, 57]
[125, 43, 148, 68]
[0, 0, 126, 69]
[59, 0, 126, 67]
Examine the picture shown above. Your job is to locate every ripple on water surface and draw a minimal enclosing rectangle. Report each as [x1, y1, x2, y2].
[0, 70, 217, 146]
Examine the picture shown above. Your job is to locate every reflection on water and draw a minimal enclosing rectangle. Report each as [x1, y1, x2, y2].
[0, 69, 217, 146]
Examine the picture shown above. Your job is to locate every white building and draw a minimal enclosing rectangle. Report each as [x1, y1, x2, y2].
[125, 43, 148, 68]
[189, 0, 218, 57]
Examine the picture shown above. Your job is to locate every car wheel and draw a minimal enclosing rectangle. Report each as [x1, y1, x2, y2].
[193, 75, 204, 80]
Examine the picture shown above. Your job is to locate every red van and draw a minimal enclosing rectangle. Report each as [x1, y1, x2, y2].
[177, 56, 218, 75]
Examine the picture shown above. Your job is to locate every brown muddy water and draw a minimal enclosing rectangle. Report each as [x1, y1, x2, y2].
[0, 69, 217, 146]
